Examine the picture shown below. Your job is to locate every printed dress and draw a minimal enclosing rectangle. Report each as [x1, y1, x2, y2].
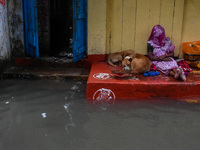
[147, 25, 179, 75]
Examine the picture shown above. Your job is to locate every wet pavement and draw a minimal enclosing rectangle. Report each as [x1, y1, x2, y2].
[1, 79, 200, 150]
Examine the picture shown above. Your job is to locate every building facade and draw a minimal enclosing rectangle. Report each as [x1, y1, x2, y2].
[0, 0, 200, 64]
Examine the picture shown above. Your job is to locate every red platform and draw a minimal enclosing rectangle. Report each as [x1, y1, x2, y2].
[87, 62, 200, 101]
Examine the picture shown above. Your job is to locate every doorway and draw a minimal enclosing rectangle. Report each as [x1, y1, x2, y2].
[50, 0, 73, 57]
[24, 0, 87, 62]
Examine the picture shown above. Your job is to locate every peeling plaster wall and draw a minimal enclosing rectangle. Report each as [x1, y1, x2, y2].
[7, 0, 25, 57]
[0, 0, 10, 60]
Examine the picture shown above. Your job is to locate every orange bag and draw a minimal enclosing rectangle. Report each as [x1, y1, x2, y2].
[182, 41, 200, 68]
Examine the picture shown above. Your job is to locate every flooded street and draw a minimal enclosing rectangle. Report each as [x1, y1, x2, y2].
[1, 79, 200, 150]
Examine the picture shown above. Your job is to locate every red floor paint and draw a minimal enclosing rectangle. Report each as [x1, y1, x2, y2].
[87, 62, 200, 101]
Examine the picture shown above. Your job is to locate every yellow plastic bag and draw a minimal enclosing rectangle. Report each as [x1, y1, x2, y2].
[182, 41, 200, 68]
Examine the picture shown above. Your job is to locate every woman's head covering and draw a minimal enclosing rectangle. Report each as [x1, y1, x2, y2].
[148, 25, 175, 54]
[148, 25, 167, 47]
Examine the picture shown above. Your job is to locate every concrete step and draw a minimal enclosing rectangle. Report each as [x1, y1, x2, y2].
[2, 57, 90, 80]
[15, 57, 89, 68]
[3, 66, 90, 80]
[87, 62, 200, 101]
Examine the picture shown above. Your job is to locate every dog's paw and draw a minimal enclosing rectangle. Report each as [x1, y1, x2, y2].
[123, 66, 131, 70]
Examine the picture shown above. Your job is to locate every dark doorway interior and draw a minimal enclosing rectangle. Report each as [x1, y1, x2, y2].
[50, 0, 73, 57]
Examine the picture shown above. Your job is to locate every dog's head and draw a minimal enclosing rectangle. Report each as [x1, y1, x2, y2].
[122, 56, 132, 70]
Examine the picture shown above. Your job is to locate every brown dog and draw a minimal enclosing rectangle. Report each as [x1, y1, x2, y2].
[122, 53, 151, 74]
[107, 50, 135, 67]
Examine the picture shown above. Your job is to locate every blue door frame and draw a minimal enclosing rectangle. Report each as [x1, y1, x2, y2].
[23, 0, 87, 61]
[23, 0, 39, 58]
[73, 0, 87, 62]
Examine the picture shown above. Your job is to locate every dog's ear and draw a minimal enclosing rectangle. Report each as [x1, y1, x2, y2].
[129, 58, 132, 62]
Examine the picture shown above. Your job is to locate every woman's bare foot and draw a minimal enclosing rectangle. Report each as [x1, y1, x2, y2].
[174, 68, 181, 79]
[179, 67, 186, 81]
[180, 73, 186, 81]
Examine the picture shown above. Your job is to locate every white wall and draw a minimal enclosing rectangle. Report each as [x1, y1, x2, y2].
[0, 1, 10, 60]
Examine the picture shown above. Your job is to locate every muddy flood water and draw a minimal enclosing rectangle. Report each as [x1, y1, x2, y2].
[1, 79, 200, 150]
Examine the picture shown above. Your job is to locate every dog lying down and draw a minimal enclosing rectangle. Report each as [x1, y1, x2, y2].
[107, 50, 135, 67]
[122, 53, 151, 74]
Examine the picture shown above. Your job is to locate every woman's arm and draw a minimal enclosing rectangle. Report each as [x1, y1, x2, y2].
[148, 51, 174, 61]
[148, 51, 164, 61]
[162, 51, 174, 61]
[165, 51, 174, 57]
[147, 43, 174, 61]
[147, 44, 164, 61]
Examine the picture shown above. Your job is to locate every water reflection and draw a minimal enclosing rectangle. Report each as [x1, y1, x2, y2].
[1, 79, 200, 150]
[64, 91, 76, 133]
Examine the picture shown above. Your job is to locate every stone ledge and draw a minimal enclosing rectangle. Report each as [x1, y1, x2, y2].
[87, 62, 200, 100]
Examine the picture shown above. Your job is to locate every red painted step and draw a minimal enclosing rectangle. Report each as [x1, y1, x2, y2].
[87, 62, 200, 101]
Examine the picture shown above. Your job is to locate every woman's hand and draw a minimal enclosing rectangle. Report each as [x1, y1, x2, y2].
[162, 57, 172, 61]
[158, 55, 165, 61]
[165, 52, 174, 58]
[158, 54, 173, 61]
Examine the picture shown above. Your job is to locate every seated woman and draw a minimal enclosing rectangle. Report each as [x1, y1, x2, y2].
[147, 25, 186, 81]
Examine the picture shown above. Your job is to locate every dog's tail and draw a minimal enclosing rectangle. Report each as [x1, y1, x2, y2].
[107, 56, 116, 67]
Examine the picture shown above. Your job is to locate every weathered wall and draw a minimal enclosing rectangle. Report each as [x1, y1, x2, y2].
[88, 0, 107, 55]
[2, 0, 200, 60]
[7, 0, 50, 58]
[7, 0, 25, 58]
[0, 0, 10, 59]
[87, 0, 200, 58]
[106, 0, 184, 57]
[182, 0, 200, 42]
